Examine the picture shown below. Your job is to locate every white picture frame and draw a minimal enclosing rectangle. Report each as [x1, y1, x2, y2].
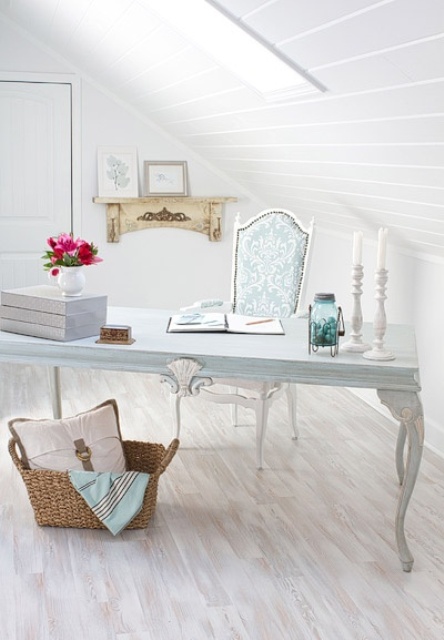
[143, 161, 188, 196]
[97, 146, 138, 197]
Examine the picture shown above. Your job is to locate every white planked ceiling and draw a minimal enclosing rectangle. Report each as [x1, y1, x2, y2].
[1, 0, 443, 257]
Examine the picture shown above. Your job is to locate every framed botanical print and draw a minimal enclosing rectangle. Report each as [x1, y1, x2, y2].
[143, 161, 188, 196]
[98, 146, 138, 197]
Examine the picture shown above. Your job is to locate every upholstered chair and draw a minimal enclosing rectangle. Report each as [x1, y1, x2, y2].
[170, 208, 314, 468]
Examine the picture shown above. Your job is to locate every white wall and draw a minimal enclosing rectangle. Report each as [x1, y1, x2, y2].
[412, 258, 444, 456]
[2, 18, 442, 455]
[80, 79, 245, 309]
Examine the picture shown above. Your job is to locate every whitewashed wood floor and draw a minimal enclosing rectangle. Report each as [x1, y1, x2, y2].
[1, 363, 443, 640]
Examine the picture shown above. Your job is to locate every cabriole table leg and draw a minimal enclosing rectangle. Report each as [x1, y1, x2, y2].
[378, 389, 424, 571]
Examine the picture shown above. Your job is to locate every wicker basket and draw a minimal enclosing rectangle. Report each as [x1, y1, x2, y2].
[8, 437, 179, 530]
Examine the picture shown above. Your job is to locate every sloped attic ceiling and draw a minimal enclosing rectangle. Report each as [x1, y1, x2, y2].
[1, 0, 444, 257]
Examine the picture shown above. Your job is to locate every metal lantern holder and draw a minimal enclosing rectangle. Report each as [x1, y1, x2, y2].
[308, 305, 345, 357]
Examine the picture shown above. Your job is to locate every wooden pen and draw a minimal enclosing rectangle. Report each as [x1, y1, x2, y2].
[245, 318, 274, 326]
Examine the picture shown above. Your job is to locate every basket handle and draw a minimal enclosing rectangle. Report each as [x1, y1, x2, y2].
[158, 438, 179, 474]
[8, 438, 24, 471]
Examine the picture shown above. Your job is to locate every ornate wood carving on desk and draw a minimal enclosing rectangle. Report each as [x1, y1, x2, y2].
[93, 196, 237, 242]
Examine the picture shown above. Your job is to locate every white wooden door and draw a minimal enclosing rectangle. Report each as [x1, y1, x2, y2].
[0, 81, 72, 289]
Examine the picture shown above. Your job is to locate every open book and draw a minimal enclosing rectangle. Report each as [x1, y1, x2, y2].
[167, 312, 284, 335]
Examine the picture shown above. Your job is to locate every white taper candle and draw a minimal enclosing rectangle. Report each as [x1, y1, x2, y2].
[353, 231, 363, 265]
[377, 227, 387, 270]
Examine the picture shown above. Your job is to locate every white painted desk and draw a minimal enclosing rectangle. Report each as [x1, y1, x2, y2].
[0, 307, 423, 572]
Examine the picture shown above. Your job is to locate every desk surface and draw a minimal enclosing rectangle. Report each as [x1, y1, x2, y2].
[0, 305, 424, 571]
[0, 306, 420, 392]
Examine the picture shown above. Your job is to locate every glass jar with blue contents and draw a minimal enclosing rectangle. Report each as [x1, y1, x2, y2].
[309, 293, 344, 357]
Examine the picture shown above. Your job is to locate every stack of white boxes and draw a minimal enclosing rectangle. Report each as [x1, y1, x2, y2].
[0, 285, 107, 341]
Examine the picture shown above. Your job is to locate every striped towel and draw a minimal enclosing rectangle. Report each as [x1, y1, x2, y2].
[68, 469, 150, 535]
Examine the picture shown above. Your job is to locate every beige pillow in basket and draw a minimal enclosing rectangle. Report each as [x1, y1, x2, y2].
[8, 399, 127, 473]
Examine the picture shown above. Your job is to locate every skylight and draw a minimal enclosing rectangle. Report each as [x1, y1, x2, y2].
[139, 0, 324, 101]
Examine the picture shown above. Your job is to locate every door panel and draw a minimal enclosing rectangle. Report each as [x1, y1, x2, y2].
[0, 81, 72, 289]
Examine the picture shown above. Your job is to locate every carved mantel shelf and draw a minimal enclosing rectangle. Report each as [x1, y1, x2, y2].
[93, 196, 237, 242]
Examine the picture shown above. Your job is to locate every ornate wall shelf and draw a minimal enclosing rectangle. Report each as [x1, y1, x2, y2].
[93, 196, 237, 242]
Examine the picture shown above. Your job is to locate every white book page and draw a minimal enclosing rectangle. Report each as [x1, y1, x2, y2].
[168, 312, 226, 332]
[226, 314, 284, 334]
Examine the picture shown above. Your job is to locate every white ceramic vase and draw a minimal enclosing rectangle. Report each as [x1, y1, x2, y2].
[58, 266, 86, 297]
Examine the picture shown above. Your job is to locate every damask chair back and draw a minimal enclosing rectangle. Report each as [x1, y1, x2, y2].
[232, 209, 314, 318]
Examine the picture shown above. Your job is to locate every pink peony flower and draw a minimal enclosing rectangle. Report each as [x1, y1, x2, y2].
[42, 233, 102, 271]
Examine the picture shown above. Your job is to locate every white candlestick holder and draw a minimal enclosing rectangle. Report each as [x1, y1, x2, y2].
[341, 264, 370, 353]
[363, 268, 395, 361]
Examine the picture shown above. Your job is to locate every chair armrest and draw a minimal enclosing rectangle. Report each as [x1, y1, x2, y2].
[180, 299, 233, 313]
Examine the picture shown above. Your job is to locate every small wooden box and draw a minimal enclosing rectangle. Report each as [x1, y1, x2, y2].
[96, 324, 134, 344]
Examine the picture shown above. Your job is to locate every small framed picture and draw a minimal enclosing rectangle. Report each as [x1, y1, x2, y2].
[98, 146, 138, 197]
[143, 161, 188, 196]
